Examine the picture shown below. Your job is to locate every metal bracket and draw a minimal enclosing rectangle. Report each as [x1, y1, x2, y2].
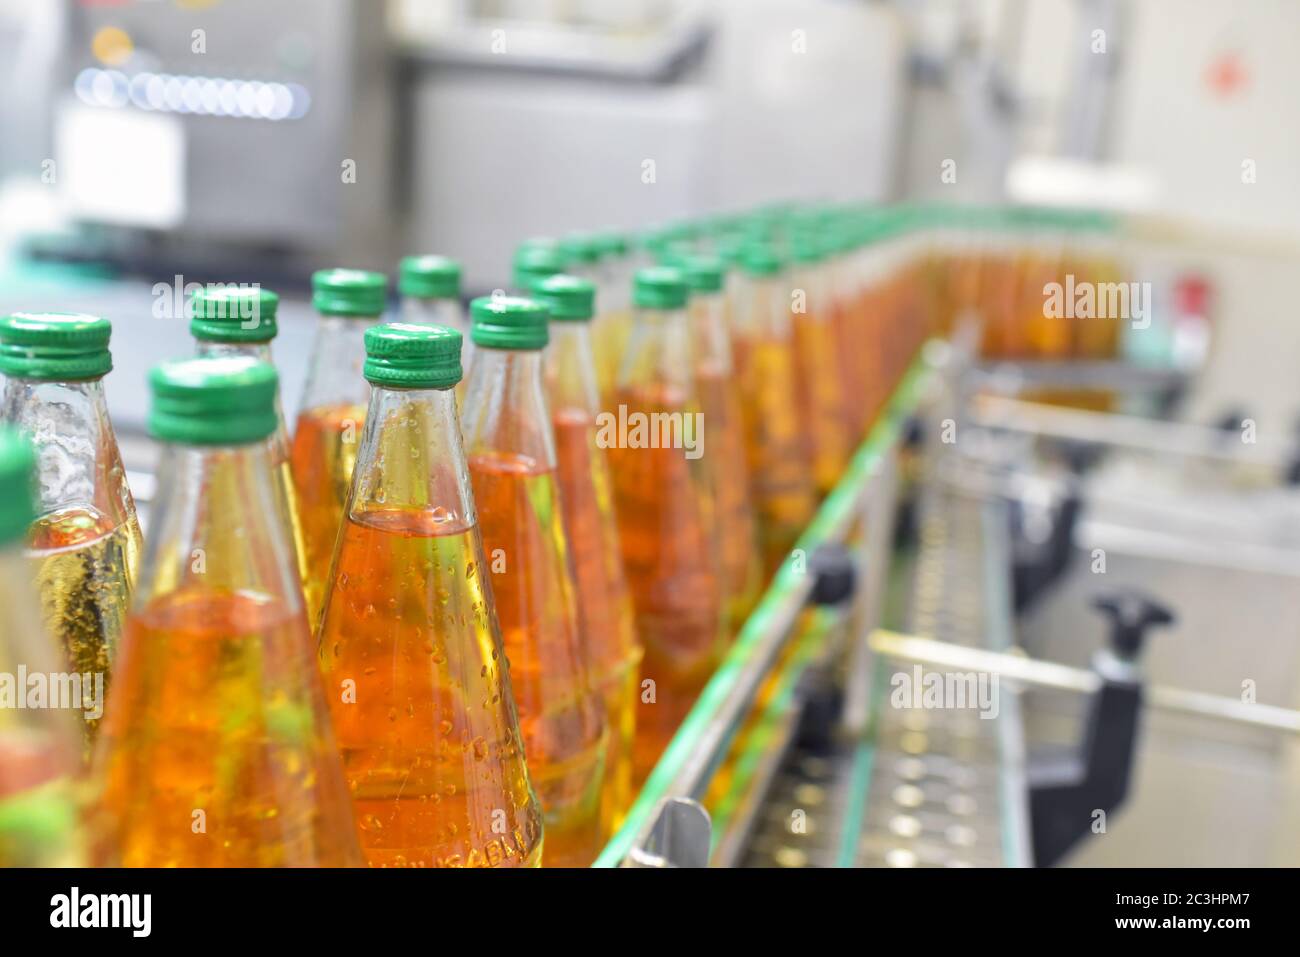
[624, 798, 712, 868]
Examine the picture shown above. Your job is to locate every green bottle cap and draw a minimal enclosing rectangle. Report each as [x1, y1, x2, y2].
[655, 242, 693, 269]
[633, 267, 689, 310]
[683, 256, 725, 293]
[0, 313, 113, 380]
[822, 219, 853, 256]
[470, 296, 549, 351]
[148, 356, 280, 446]
[311, 268, 387, 317]
[512, 246, 567, 291]
[739, 243, 783, 276]
[715, 237, 745, 268]
[364, 323, 462, 390]
[0, 428, 37, 544]
[639, 226, 673, 256]
[790, 233, 826, 264]
[399, 255, 461, 300]
[533, 274, 595, 322]
[190, 286, 279, 343]
[559, 234, 601, 264]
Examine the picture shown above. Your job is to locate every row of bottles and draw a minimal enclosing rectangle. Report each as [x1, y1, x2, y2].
[0, 201, 1098, 867]
[916, 204, 1128, 362]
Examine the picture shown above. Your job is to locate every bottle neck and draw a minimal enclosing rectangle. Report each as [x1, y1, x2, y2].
[461, 347, 555, 467]
[600, 258, 631, 314]
[544, 322, 600, 416]
[734, 273, 792, 340]
[688, 291, 734, 376]
[620, 305, 694, 399]
[136, 438, 302, 613]
[195, 340, 290, 462]
[298, 314, 374, 414]
[0, 375, 135, 528]
[567, 262, 601, 288]
[791, 262, 828, 317]
[195, 340, 272, 362]
[827, 251, 855, 303]
[401, 297, 466, 334]
[349, 384, 475, 529]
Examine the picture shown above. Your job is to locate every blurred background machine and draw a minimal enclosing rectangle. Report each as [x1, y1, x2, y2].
[3, 0, 1300, 866]
[15, 0, 393, 275]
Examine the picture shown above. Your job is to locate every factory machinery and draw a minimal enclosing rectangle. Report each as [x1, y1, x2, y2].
[597, 333, 1300, 868]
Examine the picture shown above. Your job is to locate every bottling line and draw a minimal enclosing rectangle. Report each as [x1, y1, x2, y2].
[3, 0, 1300, 887]
[600, 302, 1300, 869]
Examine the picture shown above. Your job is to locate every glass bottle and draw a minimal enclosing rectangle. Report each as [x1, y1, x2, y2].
[731, 244, 817, 576]
[554, 235, 612, 394]
[854, 212, 895, 431]
[0, 428, 86, 866]
[290, 268, 385, 628]
[788, 233, 855, 496]
[590, 232, 635, 407]
[461, 295, 607, 867]
[398, 255, 468, 388]
[824, 216, 866, 439]
[190, 285, 309, 601]
[317, 322, 544, 868]
[608, 268, 724, 782]
[681, 257, 762, 636]
[533, 274, 642, 836]
[0, 312, 142, 759]
[94, 357, 363, 867]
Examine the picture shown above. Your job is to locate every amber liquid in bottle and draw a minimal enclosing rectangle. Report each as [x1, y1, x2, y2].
[95, 432, 363, 867]
[464, 345, 607, 867]
[468, 452, 605, 865]
[609, 296, 724, 781]
[545, 318, 641, 835]
[28, 508, 138, 750]
[101, 589, 362, 866]
[731, 337, 816, 575]
[3, 374, 142, 760]
[291, 403, 366, 627]
[592, 312, 633, 406]
[291, 313, 373, 628]
[323, 513, 542, 867]
[552, 407, 640, 835]
[318, 379, 544, 868]
[1022, 244, 1072, 359]
[690, 290, 761, 635]
[828, 267, 863, 440]
[790, 266, 854, 497]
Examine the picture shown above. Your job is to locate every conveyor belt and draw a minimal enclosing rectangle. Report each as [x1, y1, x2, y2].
[738, 482, 1031, 867]
[854, 489, 1023, 866]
